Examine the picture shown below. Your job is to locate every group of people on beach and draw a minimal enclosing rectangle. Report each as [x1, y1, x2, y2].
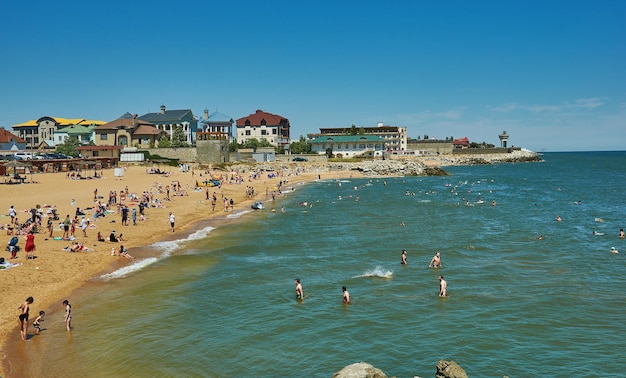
[18, 297, 71, 341]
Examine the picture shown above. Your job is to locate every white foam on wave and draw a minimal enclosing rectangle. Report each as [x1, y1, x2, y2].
[97, 225, 216, 280]
[227, 209, 252, 219]
[353, 266, 393, 279]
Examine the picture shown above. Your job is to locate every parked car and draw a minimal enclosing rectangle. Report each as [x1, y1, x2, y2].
[292, 157, 308, 162]
[14, 152, 33, 160]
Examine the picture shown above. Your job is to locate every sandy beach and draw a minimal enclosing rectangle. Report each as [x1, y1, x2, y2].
[0, 162, 367, 376]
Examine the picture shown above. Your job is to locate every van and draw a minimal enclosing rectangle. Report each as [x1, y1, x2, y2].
[13, 152, 33, 160]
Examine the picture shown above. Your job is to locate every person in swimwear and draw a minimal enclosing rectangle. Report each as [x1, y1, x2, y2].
[429, 252, 442, 268]
[294, 278, 303, 300]
[33, 311, 45, 334]
[620, 229, 625, 238]
[438, 276, 447, 297]
[401, 250, 407, 265]
[18, 296, 33, 340]
[63, 299, 72, 332]
[342, 286, 351, 304]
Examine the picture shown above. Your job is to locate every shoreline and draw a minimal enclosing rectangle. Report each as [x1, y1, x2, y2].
[0, 152, 540, 376]
[0, 163, 367, 377]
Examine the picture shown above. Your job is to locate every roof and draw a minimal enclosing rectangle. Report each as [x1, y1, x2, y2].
[138, 109, 194, 123]
[309, 135, 385, 144]
[58, 124, 97, 135]
[453, 137, 469, 145]
[13, 117, 106, 127]
[205, 111, 233, 123]
[236, 109, 289, 127]
[133, 125, 163, 135]
[0, 128, 26, 143]
[95, 117, 154, 131]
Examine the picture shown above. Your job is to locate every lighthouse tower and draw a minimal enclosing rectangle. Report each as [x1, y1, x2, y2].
[498, 131, 509, 148]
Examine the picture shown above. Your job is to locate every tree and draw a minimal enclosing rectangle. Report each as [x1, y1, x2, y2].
[56, 136, 80, 157]
[229, 139, 238, 152]
[171, 125, 189, 147]
[350, 124, 358, 135]
[157, 133, 172, 148]
[289, 136, 312, 154]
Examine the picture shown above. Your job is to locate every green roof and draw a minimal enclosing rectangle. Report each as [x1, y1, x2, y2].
[309, 135, 384, 144]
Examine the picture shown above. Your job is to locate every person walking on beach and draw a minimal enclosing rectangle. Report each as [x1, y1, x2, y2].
[9, 205, 17, 224]
[342, 286, 351, 304]
[33, 311, 45, 334]
[132, 207, 137, 226]
[401, 250, 408, 265]
[295, 278, 303, 300]
[63, 300, 72, 332]
[438, 276, 447, 297]
[169, 212, 175, 232]
[62, 214, 71, 239]
[80, 216, 88, 237]
[47, 217, 54, 237]
[18, 296, 33, 340]
[429, 252, 442, 268]
[24, 230, 36, 259]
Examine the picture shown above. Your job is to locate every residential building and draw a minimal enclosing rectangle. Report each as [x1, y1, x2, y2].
[309, 135, 386, 157]
[453, 137, 469, 149]
[138, 105, 197, 145]
[236, 109, 290, 148]
[12, 117, 106, 149]
[0, 128, 26, 151]
[197, 109, 233, 143]
[53, 124, 98, 146]
[94, 113, 163, 151]
[308, 122, 407, 151]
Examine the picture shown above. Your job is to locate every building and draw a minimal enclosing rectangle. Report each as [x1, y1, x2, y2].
[453, 137, 469, 149]
[197, 109, 233, 143]
[12, 117, 106, 150]
[236, 109, 290, 148]
[0, 128, 26, 151]
[53, 124, 98, 146]
[94, 113, 163, 152]
[309, 135, 386, 157]
[138, 105, 198, 145]
[308, 122, 407, 151]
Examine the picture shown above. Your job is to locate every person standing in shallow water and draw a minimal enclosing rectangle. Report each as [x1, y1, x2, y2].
[342, 286, 351, 304]
[401, 250, 407, 265]
[63, 300, 72, 332]
[429, 252, 442, 268]
[169, 212, 175, 232]
[438, 276, 447, 297]
[18, 296, 33, 340]
[294, 278, 303, 300]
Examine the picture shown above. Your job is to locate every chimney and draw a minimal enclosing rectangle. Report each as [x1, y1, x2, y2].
[204, 108, 209, 120]
[132, 114, 137, 126]
[160, 105, 166, 114]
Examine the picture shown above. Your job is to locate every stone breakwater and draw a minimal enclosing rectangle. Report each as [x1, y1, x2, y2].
[245, 150, 540, 177]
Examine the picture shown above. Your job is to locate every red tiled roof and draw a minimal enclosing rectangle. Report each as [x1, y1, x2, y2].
[453, 137, 469, 145]
[0, 128, 26, 143]
[133, 125, 162, 135]
[236, 109, 288, 126]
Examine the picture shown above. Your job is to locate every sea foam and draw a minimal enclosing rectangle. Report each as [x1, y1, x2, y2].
[353, 266, 393, 279]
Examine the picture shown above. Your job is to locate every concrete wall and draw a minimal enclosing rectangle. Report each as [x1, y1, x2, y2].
[196, 140, 230, 164]
[143, 147, 197, 162]
[406, 140, 454, 155]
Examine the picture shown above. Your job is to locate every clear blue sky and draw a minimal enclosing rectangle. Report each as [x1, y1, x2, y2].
[1, 1, 624, 152]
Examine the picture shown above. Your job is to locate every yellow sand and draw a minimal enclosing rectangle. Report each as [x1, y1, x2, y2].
[0, 163, 366, 375]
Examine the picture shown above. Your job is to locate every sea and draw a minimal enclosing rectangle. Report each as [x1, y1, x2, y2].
[6, 151, 626, 378]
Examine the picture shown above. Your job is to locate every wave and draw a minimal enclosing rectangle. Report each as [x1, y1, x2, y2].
[227, 209, 252, 219]
[353, 266, 393, 279]
[96, 225, 216, 280]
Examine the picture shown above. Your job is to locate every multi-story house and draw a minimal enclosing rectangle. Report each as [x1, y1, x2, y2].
[92, 113, 162, 156]
[308, 135, 386, 158]
[12, 117, 106, 149]
[138, 105, 197, 145]
[236, 109, 290, 148]
[307, 122, 407, 152]
[197, 109, 234, 143]
[0, 128, 26, 151]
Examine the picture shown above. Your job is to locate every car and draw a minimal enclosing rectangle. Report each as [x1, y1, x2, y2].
[14, 152, 33, 160]
[292, 157, 308, 162]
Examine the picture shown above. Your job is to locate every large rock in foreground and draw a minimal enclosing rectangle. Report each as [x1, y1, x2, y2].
[435, 360, 468, 378]
[332, 362, 388, 378]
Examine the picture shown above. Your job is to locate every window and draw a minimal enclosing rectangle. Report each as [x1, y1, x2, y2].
[261, 119, 266, 125]
[118, 136, 128, 146]
[272, 129, 277, 134]
[261, 130, 267, 136]
[100, 134, 108, 140]
[245, 130, 251, 136]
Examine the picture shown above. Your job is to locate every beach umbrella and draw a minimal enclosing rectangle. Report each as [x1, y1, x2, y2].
[2, 160, 32, 182]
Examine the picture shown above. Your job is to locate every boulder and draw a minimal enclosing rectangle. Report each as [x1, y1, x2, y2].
[435, 360, 468, 378]
[332, 362, 388, 378]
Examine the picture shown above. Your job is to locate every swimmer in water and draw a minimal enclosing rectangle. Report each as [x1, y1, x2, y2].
[556, 215, 562, 222]
[401, 250, 407, 265]
[438, 276, 447, 297]
[620, 229, 625, 238]
[429, 252, 442, 268]
[294, 278, 303, 300]
[342, 286, 351, 304]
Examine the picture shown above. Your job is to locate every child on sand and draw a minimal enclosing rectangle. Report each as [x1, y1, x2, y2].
[33, 311, 45, 334]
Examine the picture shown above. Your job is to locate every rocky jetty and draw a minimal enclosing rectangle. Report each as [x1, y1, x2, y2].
[332, 362, 388, 378]
[435, 360, 468, 378]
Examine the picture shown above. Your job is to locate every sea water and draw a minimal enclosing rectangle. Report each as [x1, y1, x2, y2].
[8, 151, 626, 377]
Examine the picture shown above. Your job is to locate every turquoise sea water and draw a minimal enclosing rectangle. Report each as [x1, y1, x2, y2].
[7, 151, 626, 377]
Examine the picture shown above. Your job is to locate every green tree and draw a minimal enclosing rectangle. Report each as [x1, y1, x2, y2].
[158, 133, 172, 148]
[229, 139, 238, 152]
[56, 136, 80, 157]
[350, 124, 358, 135]
[289, 136, 312, 154]
[359, 126, 365, 135]
[171, 126, 189, 147]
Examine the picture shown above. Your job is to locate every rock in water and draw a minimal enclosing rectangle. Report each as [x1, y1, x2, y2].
[435, 360, 468, 378]
[332, 362, 388, 378]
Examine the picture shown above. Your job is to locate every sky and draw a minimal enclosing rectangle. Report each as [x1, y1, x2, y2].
[1, 1, 624, 152]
